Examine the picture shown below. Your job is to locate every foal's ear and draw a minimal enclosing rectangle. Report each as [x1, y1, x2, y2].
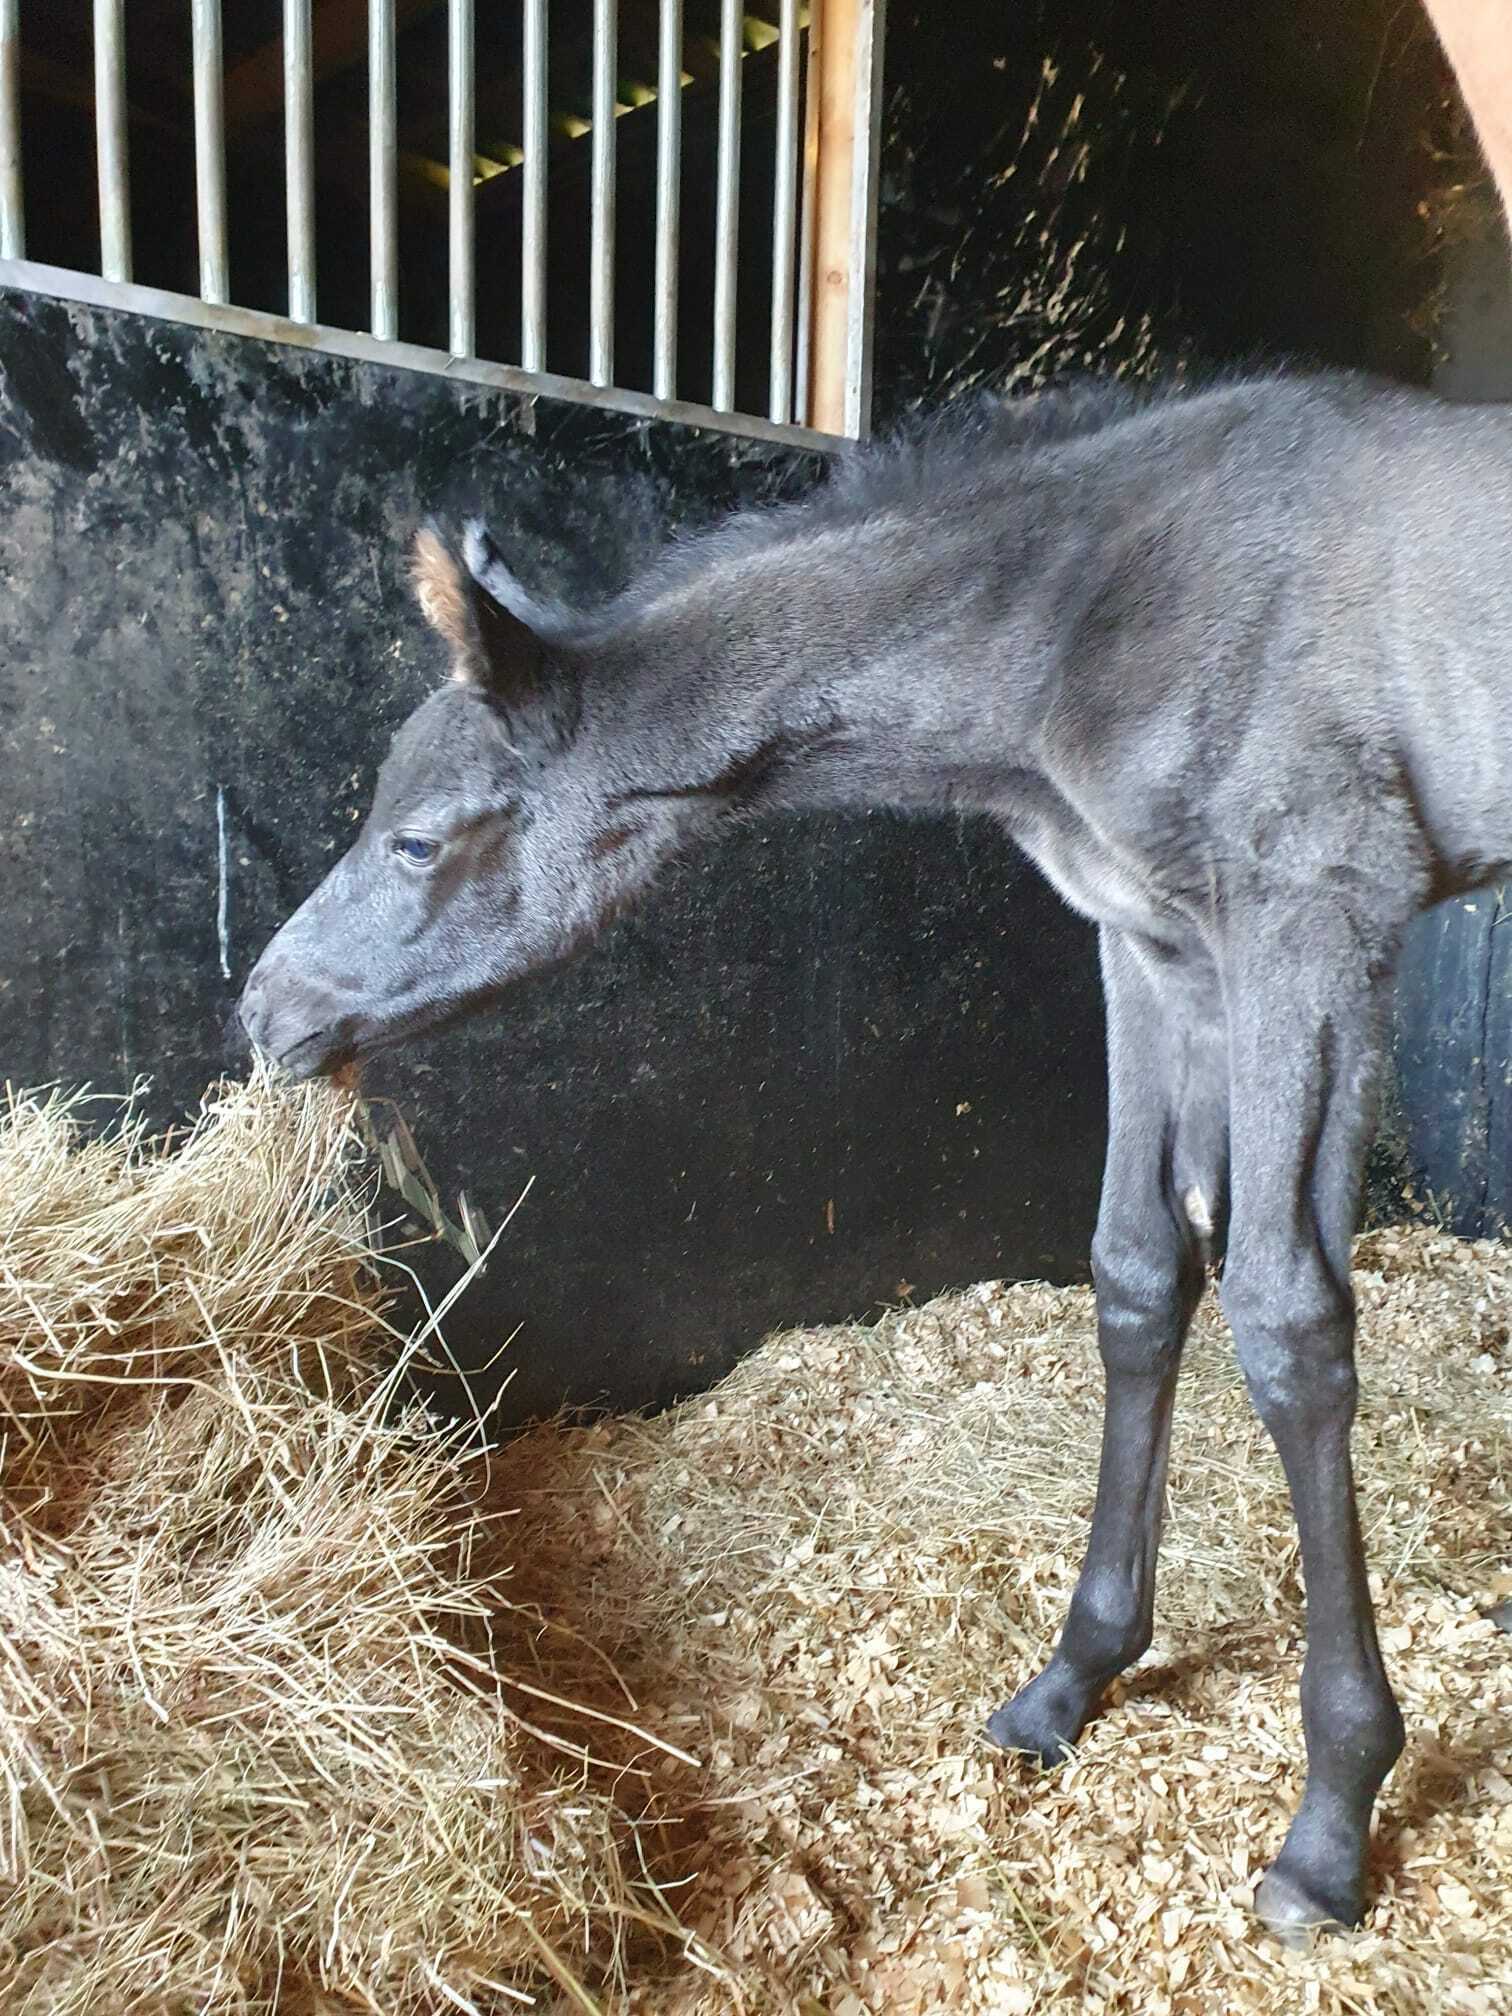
[461, 519, 564, 634]
[409, 522, 559, 693]
[411, 527, 483, 681]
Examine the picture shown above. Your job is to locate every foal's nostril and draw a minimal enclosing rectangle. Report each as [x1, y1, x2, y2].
[224, 1000, 254, 1059]
[235, 976, 266, 1042]
[235, 970, 295, 1064]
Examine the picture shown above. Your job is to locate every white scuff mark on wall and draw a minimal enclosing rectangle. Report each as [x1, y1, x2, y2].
[216, 785, 232, 980]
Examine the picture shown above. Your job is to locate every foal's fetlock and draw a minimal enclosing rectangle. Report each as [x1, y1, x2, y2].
[988, 1577, 1153, 1768]
[1059, 1584, 1152, 1681]
[1303, 1669, 1406, 1797]
[985, 1658, 1099, 1768]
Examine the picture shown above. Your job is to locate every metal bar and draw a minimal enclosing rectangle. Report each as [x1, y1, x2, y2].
[94, 0, 132, 283]
[589, 0, 616, 386]
[191, 0, 229, 304]
[653, 0, 681, 401]
[0, 0, 20, 261]
[284, 0, 315, 322]
[768, 0, 800, 422]
[711, 0, 741, 411]
[793, 0, 822, 427]
[0, 257, 850, 453]
[843, 0, 886, 438]
[522, 0, 548, 372]
[448, 0, 474, 355]
[369, 0, 397, 338]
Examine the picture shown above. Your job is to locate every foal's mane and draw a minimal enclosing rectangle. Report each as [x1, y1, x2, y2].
[605, 376, 1196, 626]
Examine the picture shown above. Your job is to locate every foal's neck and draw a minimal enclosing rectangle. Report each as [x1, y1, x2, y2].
[594, 491, 1067, 817]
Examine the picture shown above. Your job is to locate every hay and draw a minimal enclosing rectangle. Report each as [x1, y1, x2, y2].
[2, 1072, 1509, 2014]
[0, 1073, 710, 2016]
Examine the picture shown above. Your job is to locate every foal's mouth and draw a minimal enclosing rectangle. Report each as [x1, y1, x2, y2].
[265, 996, 471, 1081]
[266, 1028, 362, 1082]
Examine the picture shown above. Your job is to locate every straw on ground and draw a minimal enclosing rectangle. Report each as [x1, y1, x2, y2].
[2, 1073, 1508, 2013]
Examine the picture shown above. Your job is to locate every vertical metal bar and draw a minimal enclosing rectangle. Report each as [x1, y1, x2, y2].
[711, 0, 741, 411]
[370, 0, 398, 339]
[793, 0, 822, 427]
[768, 0, 800, 422]
[191, 0, 228, 304]
[94, 0, 132, 283]
[653, 0, 681, 401]
[0, 0, 22, 260]
[843, 0, 886, 438]
[448, 0, 474, 355]
[522, 0, 548, 372]
[284, 0, 315, 323]
[589, 0, 616, 386]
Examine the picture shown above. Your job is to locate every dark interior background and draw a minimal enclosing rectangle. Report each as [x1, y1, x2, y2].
[1, 0, 1504, 1420]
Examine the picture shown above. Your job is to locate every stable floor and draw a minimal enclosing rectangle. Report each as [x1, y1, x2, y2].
[4, 1083, 1508, 2015]
[504, 1229, 1512, 2013]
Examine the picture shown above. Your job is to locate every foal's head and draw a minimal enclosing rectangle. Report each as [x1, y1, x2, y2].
[238, 526, 712, 1077]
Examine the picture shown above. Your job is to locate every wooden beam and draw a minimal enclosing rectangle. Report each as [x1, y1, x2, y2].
[804, 0, 853, 435]
[223, 0, 442, 138]
[804, 0, 882, 436]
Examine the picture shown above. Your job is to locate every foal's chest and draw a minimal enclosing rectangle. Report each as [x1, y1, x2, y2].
[997, 787, 1186, 944]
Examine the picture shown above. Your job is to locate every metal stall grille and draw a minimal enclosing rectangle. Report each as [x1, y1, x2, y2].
[0, 0, 885, 449]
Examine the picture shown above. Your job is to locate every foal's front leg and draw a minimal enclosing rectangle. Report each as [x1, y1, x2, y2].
[988, 930, 1221, 1763]
[1220, 922, 1405, 1931]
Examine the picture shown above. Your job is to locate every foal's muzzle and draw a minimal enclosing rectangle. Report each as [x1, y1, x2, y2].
[237, 963, 360, 1080]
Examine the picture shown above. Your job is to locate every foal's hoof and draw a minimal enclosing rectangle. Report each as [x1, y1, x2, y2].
[1253, 1863, 1362, 1944]
[984, 1673, 1085, 1769]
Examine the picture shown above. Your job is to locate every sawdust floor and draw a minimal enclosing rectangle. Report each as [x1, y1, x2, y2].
[500, 1227, 1512, 2015]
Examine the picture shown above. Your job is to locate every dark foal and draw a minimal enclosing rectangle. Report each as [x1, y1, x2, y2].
[241, 370, 1512, 1934]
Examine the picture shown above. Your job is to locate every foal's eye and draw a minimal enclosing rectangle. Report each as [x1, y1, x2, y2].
[392, 834, 439, 865]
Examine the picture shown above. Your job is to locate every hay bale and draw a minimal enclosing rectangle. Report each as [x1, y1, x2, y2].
[4, 1070, 1509, 2013]
[0, 1074, 707, 2016]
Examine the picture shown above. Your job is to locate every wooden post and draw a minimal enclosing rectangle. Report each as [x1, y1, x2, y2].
[804, 0, 885, 438]
[805, 0, 851, 436]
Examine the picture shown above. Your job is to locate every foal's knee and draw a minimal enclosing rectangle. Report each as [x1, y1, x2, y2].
[1092, 1217, 1203, 1377]
[1061, 1562, 1155, 1676]
[1299, 1656, 1405, 1785]
[1222, 1257, 1357, 1432]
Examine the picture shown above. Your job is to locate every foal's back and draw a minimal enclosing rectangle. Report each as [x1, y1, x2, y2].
[984, 373, 1512, 916]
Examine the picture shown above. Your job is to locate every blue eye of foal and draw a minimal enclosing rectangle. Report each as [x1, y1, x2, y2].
[392, 834, 439, 865]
